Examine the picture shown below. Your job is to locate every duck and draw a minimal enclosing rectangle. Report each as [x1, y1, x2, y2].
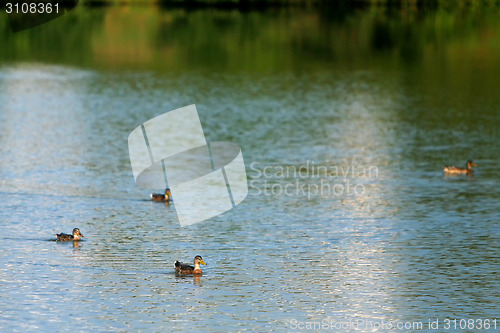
[444, 160, 477, 175]
[174, 255, 207, 275]
[151, 188, 172, 203]
[56, 228, 84, 241]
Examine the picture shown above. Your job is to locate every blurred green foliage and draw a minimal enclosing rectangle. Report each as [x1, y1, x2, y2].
[0, 0, 499, 75]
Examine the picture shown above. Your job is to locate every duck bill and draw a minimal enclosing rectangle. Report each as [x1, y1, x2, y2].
[200, 260, 207, 265]
[472, 163, 477, 167]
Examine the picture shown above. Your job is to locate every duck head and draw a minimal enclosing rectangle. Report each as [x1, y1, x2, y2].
[165, 188, 172, 201]
[72, 228, 84, 240]
[466, 160, 477, 169]
[194, 255, 206, 266]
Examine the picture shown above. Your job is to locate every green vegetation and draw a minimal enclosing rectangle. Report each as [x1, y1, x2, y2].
[1, 1, 499, 75]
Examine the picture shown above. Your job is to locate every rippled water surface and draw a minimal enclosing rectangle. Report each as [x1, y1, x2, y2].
[1, 64, 498, 332]
[1, 5, 500, 332]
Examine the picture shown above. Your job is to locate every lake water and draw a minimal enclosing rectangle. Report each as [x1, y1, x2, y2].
[1, 3, 499, 332]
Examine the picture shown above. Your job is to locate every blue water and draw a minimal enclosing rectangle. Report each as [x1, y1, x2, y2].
[0, 64, 499, 332]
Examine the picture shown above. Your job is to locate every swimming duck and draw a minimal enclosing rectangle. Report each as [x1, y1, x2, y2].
[444, 160, 477, 175]
[151, 188, 172, 203]
[56, 228, 84, 241]
[174, 255, 207, 275]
